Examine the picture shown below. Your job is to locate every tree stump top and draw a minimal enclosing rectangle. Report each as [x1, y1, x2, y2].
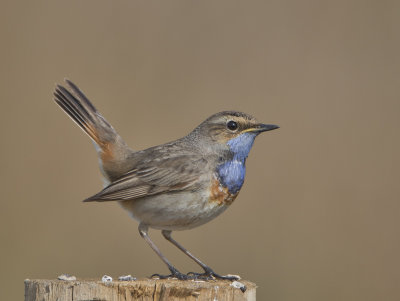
[24, 278, 256, 301]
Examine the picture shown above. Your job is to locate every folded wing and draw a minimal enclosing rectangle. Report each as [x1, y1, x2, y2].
[84, 149, 207, 202]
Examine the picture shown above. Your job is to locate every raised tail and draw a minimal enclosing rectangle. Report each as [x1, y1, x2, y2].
[54, 79, 133, 182]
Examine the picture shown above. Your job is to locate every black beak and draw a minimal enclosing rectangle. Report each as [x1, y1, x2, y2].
[256, 123, 280, 133]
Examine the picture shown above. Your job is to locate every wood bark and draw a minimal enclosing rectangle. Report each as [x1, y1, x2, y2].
[25, 278, 256, 301]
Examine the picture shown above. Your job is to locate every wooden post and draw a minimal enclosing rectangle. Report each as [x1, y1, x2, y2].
[25, 278, 256, 301]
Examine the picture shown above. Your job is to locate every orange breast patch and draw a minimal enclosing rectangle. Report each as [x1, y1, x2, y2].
[209, 177, 238, 206]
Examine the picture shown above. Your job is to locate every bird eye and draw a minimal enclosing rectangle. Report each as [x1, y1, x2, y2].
[227, 120, 238, 131]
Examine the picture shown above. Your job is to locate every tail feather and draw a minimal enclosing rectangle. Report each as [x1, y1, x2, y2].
[54, 79, 133, 182]
[54, 80, 114, 147]
[54, 86, 99, 144]
[65, 79, 97, 112]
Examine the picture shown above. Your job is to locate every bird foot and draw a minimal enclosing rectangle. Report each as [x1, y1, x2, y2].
[151, 268, 195, 280]
[187, 269, 240, 281]
[150, 266, 240, 281]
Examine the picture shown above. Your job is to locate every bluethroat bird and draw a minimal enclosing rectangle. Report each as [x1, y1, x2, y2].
[54, 79, 279, 281]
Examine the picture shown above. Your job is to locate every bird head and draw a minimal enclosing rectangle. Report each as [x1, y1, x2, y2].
[193, 111, 279, 160]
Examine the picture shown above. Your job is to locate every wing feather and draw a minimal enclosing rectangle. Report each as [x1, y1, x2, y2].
[84, 151, 207, 202]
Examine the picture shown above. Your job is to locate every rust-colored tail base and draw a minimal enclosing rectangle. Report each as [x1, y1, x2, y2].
[54, 79, 133, 182]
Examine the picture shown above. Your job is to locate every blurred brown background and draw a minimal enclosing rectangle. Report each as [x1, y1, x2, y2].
[1, 1, 399, 300]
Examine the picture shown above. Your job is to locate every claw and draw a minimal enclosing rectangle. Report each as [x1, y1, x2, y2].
[204, 267, 240, 281]
[186, 272, 207, 280]
[186, 270, 240, 281]
[211, 273, 240, 281]
[151, 271, 195, 280]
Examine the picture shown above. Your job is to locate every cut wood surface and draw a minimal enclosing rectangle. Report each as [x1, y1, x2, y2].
[25, 278, 256, 301]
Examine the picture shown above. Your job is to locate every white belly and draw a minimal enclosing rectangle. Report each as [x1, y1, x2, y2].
[118, 190, 229, 231]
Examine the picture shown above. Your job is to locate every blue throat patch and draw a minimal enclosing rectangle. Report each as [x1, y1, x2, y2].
[216, 132, 257, 194]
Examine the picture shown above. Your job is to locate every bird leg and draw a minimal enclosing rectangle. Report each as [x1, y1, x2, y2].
[138, 223, 194, 280]
[161, 230, 239, 281]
